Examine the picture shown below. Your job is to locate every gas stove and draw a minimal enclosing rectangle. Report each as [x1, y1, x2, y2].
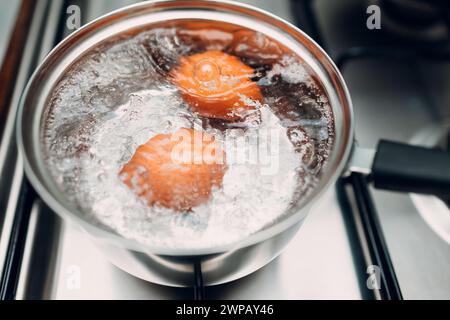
[0, 0, 449, 300]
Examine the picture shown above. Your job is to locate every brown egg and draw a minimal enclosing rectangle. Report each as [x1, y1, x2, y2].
[228, 30, 287, 65]
[170, 50, 262, 121]
[119, 128, 226, 211]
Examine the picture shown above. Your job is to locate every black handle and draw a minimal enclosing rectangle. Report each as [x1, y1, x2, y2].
[371, 140, 450, 196]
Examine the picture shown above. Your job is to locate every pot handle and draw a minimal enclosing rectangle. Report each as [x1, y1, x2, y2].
[350, 140, 450, 196]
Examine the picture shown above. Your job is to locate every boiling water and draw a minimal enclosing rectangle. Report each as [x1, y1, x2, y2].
[43, 22, 334, 249]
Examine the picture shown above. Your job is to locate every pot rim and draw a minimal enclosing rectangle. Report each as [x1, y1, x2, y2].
[17, 0, 354, 256]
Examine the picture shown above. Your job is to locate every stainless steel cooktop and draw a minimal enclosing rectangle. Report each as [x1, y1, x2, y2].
[0, 0, 449, 300]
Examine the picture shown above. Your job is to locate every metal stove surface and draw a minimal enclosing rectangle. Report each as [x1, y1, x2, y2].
[1, 0, 449, 300]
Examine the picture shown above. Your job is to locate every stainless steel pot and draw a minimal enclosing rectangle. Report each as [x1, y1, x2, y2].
[17, 0, 450, 287]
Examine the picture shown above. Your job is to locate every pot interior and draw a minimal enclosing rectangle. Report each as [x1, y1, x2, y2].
[19, 1, 353, 255]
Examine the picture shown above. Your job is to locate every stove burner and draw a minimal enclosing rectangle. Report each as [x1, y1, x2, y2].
[377, 0, 450, 42]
